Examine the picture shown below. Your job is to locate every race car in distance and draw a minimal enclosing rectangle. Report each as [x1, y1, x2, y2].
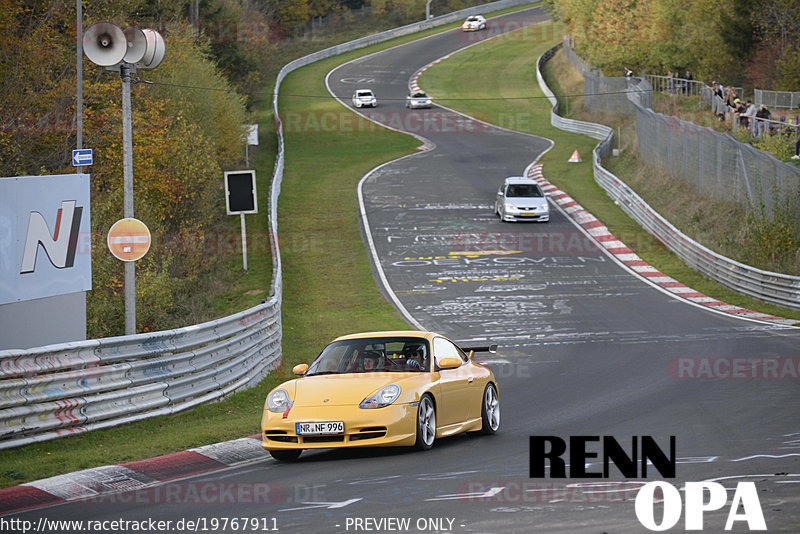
[406, 90, 433, 109]
[462, 15, 486, 31]
[351, 89, 377, 108]
[261, 331, 500, 461]
[495, 176, 550, 222]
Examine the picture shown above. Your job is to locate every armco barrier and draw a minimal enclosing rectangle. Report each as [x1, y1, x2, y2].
[0, 301, 282, 449]
[537, 45, 800, 310]
[0, 0, 539, 450]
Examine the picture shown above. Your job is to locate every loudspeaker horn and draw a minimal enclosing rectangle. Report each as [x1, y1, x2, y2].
[83, 22, 126, 66]
[122, 27, 147, 64]
[137, 29, 166, 69]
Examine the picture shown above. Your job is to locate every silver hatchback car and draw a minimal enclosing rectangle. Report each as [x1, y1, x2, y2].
[495, 177, 550, 222]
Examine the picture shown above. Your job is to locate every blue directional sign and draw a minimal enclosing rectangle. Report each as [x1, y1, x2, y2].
[72, 149, 93, 166]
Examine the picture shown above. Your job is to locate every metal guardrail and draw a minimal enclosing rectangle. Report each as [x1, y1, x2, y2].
[537, 45, 614, 148]
[755, 89, 800, 110]
[537, 45, 800, 311]
[0, 302, 283, 449]
[0, 0, 539, 450]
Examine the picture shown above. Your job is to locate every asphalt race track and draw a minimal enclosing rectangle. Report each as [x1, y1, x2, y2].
[7, 6, 800, 533]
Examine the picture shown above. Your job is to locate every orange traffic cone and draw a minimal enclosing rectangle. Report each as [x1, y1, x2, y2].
[568, 149, 582, 163]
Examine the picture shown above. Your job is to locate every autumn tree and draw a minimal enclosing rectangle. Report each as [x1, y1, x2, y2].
[1, 1, 248, 336]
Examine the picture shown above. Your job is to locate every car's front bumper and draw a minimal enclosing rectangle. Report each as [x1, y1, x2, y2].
[407, 101, 432, 109]
[261, 403, 418, 450]
[502, 211, 550, 222]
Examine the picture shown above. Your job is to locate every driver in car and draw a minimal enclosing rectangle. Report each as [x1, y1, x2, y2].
[362, 351, 381, 372]
[405, 346, 426, 371]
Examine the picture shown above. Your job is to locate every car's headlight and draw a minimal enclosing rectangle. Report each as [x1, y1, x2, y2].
[359, 384, 401, 409]
[267, 388, 291, 413]
[505, 203, 515, 211]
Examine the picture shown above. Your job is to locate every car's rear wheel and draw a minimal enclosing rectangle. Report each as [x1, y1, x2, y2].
[414, 395, 436, 450]
[269, 449, 302, 462]
[480, 383, 500, 434]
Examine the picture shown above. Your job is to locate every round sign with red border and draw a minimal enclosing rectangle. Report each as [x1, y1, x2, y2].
[107, 218, 151, 262]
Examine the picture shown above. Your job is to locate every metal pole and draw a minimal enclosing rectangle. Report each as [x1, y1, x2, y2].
[76, 0, 83, 173]
[240, 212, 248, 270]
[121, 64, 136, 335]
[425, 0, 432, 19]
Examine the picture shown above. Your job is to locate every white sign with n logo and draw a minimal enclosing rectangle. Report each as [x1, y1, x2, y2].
[0, 174, 91, 305]
[20, 200, 83, 273]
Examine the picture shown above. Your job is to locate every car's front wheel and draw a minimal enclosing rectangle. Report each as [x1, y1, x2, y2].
[480, 383, 500, 434]
[269, 449, 302, 462]
[414, 394, 436, 450]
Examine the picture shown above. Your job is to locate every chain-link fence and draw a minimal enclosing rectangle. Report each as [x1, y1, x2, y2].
[563, 39, 800, 223]
[544, 44, 800, 309]
[635, 108, 800, 220]
[755, 89, 800, 110]
[563, 38, 652, 115]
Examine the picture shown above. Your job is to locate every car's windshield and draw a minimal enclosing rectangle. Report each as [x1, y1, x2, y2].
[411, 92, 427, 98]
[356, 91, 373, 97]
[467, 16, 479, 21]
[506, 183, 544, 198]
[305, 337, 430, 375]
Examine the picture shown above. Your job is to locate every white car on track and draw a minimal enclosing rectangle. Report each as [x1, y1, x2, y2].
[406, 91, 432, 109]
[495, 176, 550, 222]
[352, 89, 377, 108]
[462, 15, 486, 31]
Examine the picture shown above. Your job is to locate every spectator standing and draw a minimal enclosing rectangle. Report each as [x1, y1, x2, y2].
[683, 70, 693, 94]
[755, 105, 771, 136]
[666, 71, 674, 93]
[742, 100, 757, 133]
[712, 82, 723, 99]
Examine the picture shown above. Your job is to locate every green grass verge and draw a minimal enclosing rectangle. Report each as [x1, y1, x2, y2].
[419, 27, 800, 323]
[0, 2, 542, 489]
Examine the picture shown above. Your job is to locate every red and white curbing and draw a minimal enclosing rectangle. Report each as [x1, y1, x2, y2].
[527, 163, 795, 326]
[409, 55, 453, 93]
[0, 435, 266, 515]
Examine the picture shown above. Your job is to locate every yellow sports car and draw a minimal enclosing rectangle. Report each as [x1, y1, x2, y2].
[261, 331, 500, 461]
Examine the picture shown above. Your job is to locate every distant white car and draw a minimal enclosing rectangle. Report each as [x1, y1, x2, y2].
[495, 176, 550, 222]
[406, 91, 432, 109]
[352, 89, 377, 108]
[462, 15, 486, 32]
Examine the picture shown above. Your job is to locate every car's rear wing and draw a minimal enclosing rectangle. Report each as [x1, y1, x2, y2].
[456, 342, 497, 359]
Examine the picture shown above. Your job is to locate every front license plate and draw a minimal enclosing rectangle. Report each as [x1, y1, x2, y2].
[519, 213, 537, 217]
[296, 421, 344, 435]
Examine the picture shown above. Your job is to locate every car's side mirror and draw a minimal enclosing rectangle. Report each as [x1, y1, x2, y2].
[293, 363, 308, 376]
[438, 358, 462, 370]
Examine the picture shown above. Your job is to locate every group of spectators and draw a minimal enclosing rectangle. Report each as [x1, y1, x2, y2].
[665, 70, 693, 94]
[655, 69, 800, 161]
[708, 81, 781, 137]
